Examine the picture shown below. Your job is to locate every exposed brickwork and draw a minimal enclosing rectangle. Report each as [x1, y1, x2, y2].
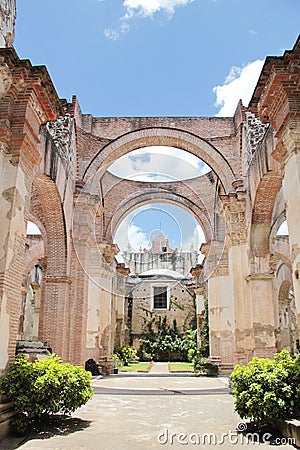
[101, 170, 216, 242]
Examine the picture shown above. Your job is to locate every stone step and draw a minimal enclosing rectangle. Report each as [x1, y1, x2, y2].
[0, 406, 15, 424]
[0, 401, 13, 416]
[16, 340, 51, 355]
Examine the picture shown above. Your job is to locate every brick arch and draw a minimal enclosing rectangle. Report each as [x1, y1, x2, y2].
[30, 174, 70, 358]
[250, 172, 283, 257]
[278, 280, 292, 303]
[32, 174, 68, 276]
[109, 191, 212, 244]
[24, 238, 45, 275]
[83, 127, 236, 194]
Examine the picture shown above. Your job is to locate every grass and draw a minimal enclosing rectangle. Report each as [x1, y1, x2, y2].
[168, 362, 194, 373]
[118, 361, 152, 372]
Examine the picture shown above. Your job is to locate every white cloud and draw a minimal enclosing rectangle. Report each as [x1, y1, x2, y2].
[114, 210, 151, 253]
[108, 146, 210, 181]
[182, 223, 205, 251]
[104, 28, 120, 40]
[128, 224, 150, 249]
[213, 59, 264, 117]
[104, 0, 194, 39]
[123, 0, 194, 18]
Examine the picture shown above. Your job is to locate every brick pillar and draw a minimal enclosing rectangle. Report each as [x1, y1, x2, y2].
[89, 243, 119, 359]
[68, 192, 97, 365]
[0, 48, 63, 374]
[40, 276, 72, 359]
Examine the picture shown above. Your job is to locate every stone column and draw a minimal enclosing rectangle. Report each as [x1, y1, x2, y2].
[0, 49, 63, 374]
[221, 194, 252, 365]
[0, 145, 35, 374]
[86, 243, 119, 373]
[69, 192, 99, 365]
[281, 128, 300, 329]
[202, 240, 235, 366]
[223, 193, 277, 363]
[115, 263, 130, 347]
[0, 151, 46, 373]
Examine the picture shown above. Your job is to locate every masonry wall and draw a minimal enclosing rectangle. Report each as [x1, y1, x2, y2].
[129, 278, 195, 347]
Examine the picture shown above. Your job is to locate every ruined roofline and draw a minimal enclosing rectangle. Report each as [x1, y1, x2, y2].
[0, 46, 63, 119]
[249, 34, 300, 109]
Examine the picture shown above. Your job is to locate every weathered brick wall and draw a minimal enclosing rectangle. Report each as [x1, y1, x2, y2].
[70, 96, 241, 191]
[130, 279, 195, 344]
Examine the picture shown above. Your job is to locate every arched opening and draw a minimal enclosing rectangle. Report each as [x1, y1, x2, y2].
[250, 172, 283, 258]
[277, 220, 289, 236]
[27, 174, 70, 359]
[108, 146, 211, 182]
[277, 279, 297, 354]
[83, 128, 237, 195]
[113, 202, 205, 354]
[114, 202, 206, 267]
[19, 221, 44, 343]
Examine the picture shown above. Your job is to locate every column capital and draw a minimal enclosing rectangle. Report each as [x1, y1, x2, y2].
[220, 194, 247, 246]
[272, 122, 300, 165]
[98, 242, 119, 266]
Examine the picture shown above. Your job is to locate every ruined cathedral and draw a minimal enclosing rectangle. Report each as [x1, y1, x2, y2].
[1, 0, 300, 391]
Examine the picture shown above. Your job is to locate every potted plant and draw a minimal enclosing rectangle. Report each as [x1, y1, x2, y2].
[112, 353, 120, 374]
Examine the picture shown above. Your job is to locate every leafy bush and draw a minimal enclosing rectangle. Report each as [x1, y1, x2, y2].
[191, 352, 208, 373]
[138, 316, 198, 362]
[113, 346, 138, 366]
[0, 354, 93, 433]
[187, 351, 218, 375]
[230, 350, 298, 424]
[9, 413, 31, 436]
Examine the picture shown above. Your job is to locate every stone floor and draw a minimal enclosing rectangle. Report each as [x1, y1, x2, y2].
[1, 374, 296, 449]
[148, 362, 169, 374]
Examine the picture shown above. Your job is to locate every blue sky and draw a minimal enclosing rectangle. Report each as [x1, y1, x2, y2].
[15, 0, 299, 117]
[114, 202, 205, 256]
[21, 0, 294, 252]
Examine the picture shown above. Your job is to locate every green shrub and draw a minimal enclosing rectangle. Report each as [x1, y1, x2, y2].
[114, 346, 138, 366]
[9, 413, 31, 436]
[230, 350, 296, 424]
[138, 316, 198, 362]
[0, 354, 93, 431]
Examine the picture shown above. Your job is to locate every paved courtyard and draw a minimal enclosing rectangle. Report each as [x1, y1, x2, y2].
[1, 375, 296, 449]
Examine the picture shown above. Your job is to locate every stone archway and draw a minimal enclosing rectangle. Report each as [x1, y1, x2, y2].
[110, 192, 212, 243]
[250, 172, 283, 259]
[82, 127, 237, 195]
